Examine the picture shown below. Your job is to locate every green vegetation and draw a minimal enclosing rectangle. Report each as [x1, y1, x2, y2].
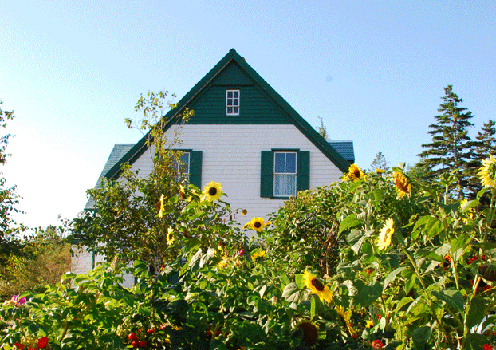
[2, 89, 496, 349]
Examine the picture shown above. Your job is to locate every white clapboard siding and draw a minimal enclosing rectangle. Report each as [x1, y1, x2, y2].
[129, 124, 343, 222]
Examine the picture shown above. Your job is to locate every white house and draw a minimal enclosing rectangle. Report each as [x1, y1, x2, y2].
[71, 49, 354, 276]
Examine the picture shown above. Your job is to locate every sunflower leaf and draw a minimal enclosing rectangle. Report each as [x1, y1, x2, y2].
[281, 282, 299, 299]
[339, 214, 361, 234]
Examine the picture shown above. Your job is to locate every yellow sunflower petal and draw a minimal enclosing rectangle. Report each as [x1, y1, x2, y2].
[376, 218, 394, 250]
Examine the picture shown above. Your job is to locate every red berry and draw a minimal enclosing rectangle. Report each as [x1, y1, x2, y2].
[128, 332, 138, 341]
[139, 340, 147, 348]
[131, 340, 138, 348]
[483, 344, 492, 350]
[147, 328, 155, 334]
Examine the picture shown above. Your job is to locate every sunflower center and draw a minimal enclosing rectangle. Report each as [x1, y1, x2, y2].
[311, 278, 325, 291]
[353, 169, 361, 178]
[209, 187, 217, 196]
[254, 222, 262, 228]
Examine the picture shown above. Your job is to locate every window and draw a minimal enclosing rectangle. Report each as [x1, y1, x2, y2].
[273, 152, 297, 197]
[260, 150, 310, 198]
[170, 150, 203, 188]
[226, 89, 240, 116]
[173, 152, 190, 182]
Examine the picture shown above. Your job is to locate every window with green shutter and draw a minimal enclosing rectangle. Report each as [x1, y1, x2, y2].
[260, 149, 309, 198]
[171, 150, 202, 188]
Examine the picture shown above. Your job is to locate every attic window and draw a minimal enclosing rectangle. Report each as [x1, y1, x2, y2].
[226, 90, 240, 116]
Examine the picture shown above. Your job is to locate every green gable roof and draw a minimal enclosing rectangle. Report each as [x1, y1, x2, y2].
[105, 49, 351, 179]
[329, 141, 355, 164]
[85, 144, 134, 209]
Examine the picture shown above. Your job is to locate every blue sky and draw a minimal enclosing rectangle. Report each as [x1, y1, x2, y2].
[1, 0, 495, 228]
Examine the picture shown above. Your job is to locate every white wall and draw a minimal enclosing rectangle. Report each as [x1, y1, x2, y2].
[130, 124, 343, 223]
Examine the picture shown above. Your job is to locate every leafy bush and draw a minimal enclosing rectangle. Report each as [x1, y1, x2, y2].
[2, 162, 496, 349]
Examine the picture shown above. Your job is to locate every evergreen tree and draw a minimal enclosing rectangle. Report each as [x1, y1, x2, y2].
[464, 120, 496, 197]
[317, 116, 329, 141]
[370, 152, 388, 172]
[475, 120, 496, 159]
[418, 85, 474, 198]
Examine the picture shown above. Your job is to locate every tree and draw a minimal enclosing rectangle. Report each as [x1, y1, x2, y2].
[370, 152, 388, 172]
[474, 120, 496, 159]
[0, 100, 24, 268]
[0, 224, 71, 299]
[317, 116, 329, 141]
[71, 91, 241, 271]
[418, 85, 474, 198]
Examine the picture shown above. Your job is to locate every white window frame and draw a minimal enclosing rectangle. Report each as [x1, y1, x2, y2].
[226, 89, 240, 116]
[273, 151, 297, 197]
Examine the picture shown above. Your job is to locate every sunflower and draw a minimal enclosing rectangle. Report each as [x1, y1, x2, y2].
[158, 194, 165, 218]
[166, 227, 175, 245]
[303, 270, 333, 303]
[376, 218, 394, 250]
[202, 181, 223, 202]
[343, 163, 366, 182]
[217, 257, 230, 270]
[297, 322, 318, 346]
[252, 250, 266, 260]
[478, 155, 496, 188]
[392, 171, 411, 198]
[243, 217, 267, 232]
[336, 305, 355, 336]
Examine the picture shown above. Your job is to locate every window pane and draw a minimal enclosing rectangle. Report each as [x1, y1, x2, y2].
[227, 99, 233, 106]
[227, 107, 233, 113]
[233, 107, 239, 114]
[233, 91, 238, 98]
[179, 153, 190, 173]
[233, 99, 238, 106]
[274, 153, 286, 173]
[286, 153, 296, 173]
[227, 91, 233, 98]
[274, 174, 296, 196]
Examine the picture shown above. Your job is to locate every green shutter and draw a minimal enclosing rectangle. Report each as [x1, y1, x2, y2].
[189, 151, 203, 188]
[260, 151, 273, 198]
[297, 151, 310, 192]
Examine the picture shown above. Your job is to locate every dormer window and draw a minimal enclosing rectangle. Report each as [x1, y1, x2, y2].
[226, 90, 240, 116]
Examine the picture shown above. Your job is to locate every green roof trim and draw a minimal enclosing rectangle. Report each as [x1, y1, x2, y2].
[104, 49, 351, 179]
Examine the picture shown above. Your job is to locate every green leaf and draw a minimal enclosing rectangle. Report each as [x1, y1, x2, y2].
[295, 273, 304, 289]
[310, 295, 316, 320]
[431, 289, 464, 313]
[395, 296, 414, 312]
[466, 296, 488, 329]
[339, 214, 361, 233]
[412, 326, 431, 348]
[383, 267, 406, 291]
[465, 333, 487, 350]
[281, 282, 299, 299]
[355, 280, 383, 307]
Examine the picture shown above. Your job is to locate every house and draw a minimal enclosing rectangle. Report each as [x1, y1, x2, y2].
[71, 49, 354, 277]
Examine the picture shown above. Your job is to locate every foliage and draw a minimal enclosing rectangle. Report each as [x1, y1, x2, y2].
[0, 100, 25, 268]
[3, 160, 496, 349]
[418, 85, 475, 198]
[370, 152, 388, 173]
[71, 91, 197, 268]
[0, 224, 72, 300]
